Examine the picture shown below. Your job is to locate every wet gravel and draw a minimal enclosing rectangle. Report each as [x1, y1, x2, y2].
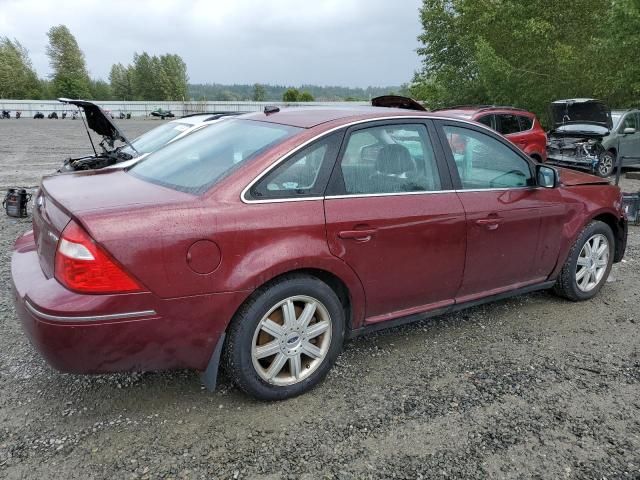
[1, 118, 640, 479]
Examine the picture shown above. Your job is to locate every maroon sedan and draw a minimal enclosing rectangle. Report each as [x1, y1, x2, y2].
[11, 107, 627, 400]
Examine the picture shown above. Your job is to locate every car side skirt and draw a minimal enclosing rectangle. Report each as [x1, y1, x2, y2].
[347, 280, 556, 339]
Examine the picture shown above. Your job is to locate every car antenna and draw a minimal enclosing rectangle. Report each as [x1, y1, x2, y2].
[78, 106, 98, 156]
[264, 105, 280, 115]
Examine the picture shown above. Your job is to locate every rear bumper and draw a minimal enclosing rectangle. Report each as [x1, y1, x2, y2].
[11, 230, 249, 374]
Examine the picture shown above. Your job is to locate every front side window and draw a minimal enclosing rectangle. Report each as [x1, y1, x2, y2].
[621, 113, 638, 131]
[340, 124, 442, 194]
[249, 133, 340, 199]
[130, 119, 301, 194]
[443, 125, 533, 189]
[498, 114, 521, 134]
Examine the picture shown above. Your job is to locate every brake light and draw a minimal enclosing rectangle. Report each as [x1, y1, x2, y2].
[54, 220, 142, 294]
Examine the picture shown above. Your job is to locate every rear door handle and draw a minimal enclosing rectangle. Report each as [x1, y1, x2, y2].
[338, 229, 377, 241]
[475, 217, 503, 230]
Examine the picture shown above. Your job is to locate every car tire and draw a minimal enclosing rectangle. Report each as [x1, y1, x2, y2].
[553, 220, 614, 301]
[596, 151, 615, 177]
[223, 274, 345, 401]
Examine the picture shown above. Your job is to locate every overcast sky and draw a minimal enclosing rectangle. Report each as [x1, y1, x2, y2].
[0, 0, 423, 87]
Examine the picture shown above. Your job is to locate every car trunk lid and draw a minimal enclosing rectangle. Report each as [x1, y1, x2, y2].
[34, 169, 194, 278]
[371, 95, 427, 111]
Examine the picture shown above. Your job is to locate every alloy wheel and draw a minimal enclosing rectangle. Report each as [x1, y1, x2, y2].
[597, 154, 614, 177]
[575, 233, 609, 292]
[251, 295, 332, 386]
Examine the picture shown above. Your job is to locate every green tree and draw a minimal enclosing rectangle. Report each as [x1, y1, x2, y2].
[131, 52, 156, 100]
[411, 0, 614, 119]
[252, 83, 266, 101]
[46, 25, 91, 98]
[89, 79, 112, 100]
[109, 63, 134, 100]
[298, 91, 315, 102]
[159, 54, 188, 100]
[282, 88, 300, 102]
[0, 37, 41, 98]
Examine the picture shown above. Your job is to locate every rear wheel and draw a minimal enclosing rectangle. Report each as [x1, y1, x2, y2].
[553, 220, 614, 301]
[224, 275, 344, 400]
[596, 151, 615, 177]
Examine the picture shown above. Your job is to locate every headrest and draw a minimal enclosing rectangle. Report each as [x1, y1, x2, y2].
[374, 144, 414, 175]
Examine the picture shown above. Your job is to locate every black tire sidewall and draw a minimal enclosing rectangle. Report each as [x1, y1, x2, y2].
[561, 221, 615, 301]
[225, 276, 345, 401]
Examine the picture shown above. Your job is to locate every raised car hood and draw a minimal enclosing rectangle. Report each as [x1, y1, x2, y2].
[549, 99, 612, 130]
[372, 95, 427, 111]
[58, 98, 132, 146]
[557, 167, 609, 186]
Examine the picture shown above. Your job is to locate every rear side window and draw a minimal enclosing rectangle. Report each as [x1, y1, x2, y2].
[518, 115, 534, 130]
[249, 133, 341, 199]
[477, 115, 495, 129]
[339, 124, 442, 194]
[130, 120, 301, 194]
[498, 114, 521, 134]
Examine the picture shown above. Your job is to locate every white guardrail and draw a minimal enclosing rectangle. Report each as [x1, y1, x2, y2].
[0, 100, 370, 118]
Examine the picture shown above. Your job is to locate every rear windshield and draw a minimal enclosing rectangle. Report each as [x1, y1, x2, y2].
[129, 119, 301, 194]
[123, 122, 193, 155]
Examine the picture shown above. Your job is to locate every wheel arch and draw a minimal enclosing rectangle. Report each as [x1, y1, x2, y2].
[592, 212, 626, 262]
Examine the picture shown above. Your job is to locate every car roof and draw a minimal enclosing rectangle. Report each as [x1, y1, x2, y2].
[241, 106, 431, 128]
[611, 109, 639, 114]
[432, 105, 532, 119]
[551, 98, 602, 104]
[169, 112, 244, 126]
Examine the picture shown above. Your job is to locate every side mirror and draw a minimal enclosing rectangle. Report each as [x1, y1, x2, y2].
[537, 164, 558, 188]
[623, 127, 637, 135]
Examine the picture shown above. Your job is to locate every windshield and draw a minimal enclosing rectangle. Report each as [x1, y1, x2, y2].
[612, 114, 622, 129]
[555, 124, 609, 135]
[121, 122, 193, 155]
[129, 119, 301, 194]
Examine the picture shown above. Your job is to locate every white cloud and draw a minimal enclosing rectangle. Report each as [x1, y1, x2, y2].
[0, 0, 422, 86]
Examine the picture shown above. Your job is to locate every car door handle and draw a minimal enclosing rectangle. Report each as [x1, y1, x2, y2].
[475, 217, 503, 230]
[338, 229, 377, 241]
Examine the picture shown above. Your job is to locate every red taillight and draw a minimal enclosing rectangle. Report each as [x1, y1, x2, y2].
[54, 220, 142, 294]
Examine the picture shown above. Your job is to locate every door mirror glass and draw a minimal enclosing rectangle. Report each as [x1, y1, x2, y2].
[537, 165, 558, 188]
[623, 127, 637, 135]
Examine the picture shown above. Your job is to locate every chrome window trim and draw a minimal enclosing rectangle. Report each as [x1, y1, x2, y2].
[25, 300, 156, 323]
[240, 115, 531, 205]
[324, 186, 534, 200]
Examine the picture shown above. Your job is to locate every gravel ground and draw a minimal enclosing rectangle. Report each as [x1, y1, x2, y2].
[1, 118, 639, 479]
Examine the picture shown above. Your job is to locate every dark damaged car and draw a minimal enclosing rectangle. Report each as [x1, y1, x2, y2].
[57, 98, 240, 172]
[57, 98, 139, 171]
[546, 99, 615, 177]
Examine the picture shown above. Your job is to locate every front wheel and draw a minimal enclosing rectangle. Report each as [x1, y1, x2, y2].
[553, 220, 614, 301]
[224, 275, 345, 400]
[596, 151, 615, 177]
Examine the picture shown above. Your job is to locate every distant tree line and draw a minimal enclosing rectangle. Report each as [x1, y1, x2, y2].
[411, 0, 640, 122]
[0, 24, 402, 103]
[190, 83, 404, 102]
[0, 25, 189, 101]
